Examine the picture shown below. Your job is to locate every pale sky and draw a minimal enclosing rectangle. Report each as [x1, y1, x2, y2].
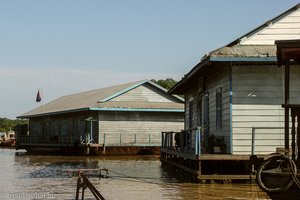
[1, 0, 299, 119]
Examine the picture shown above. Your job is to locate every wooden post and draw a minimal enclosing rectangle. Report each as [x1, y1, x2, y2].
[291, 109, 296, 160]
[297, 109, 300, 167]
[170, 132, 173, 149]
[166, 133, 169, 148]
[284, 61, 290, 153]
[251, 127, 255, 155]
[102, 134, 106, 154]
[148, 134, 151, 144]
[75, 175, 81, 200]
[75, 172, 105, 200]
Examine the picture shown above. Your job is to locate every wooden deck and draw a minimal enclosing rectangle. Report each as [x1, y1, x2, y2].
[161, 147, 272, 182]
[160, 131, 271, 182]
[160, 148, 270, 161]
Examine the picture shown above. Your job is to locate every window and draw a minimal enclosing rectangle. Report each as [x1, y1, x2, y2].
[203, 93, 209, 148]
[189, 100, 194, 129]
[203, 93, 209, 131]
[216, 87, 222, 130]
[197, 94, 202, 126]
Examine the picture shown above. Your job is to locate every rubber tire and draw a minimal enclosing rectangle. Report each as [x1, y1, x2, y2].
[256, 155, 295, 193]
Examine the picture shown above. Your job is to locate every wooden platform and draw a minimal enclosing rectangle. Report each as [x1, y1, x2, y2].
[160, 147, 271, 182]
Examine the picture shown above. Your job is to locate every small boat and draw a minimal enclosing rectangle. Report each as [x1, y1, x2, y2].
[0, 139, 15, 147]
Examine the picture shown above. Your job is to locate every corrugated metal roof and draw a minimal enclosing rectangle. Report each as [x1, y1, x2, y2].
[210, 45, 276, 58]
[19, 80, 184, 118]
[169, 45, 278, 94]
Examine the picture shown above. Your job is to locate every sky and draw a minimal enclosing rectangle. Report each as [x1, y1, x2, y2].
[0, 0, 299, 119]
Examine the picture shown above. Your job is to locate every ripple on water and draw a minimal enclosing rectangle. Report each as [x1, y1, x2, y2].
[0, 149, 271, 200]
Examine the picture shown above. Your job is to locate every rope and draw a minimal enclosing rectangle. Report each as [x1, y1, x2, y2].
[288, 157, 300, 189]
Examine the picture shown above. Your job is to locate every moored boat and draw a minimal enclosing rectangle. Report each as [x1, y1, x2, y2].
[0, 139, 16, 147]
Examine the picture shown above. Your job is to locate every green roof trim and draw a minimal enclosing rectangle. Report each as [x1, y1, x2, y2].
[98, 80, 147, 102]
[89, 107, 184, 112]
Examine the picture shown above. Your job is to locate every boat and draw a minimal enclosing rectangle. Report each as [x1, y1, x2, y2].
[0, 139, 16, 147]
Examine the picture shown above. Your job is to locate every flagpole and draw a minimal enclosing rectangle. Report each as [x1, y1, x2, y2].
[36, 88, 46, 138]
[36, 88, 44, 113]
[40, 88, 44, 114]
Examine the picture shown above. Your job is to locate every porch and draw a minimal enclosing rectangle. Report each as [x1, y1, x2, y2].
[160, 129, 269, 182]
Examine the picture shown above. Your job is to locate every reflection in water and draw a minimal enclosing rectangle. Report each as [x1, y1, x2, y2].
[0, 149, 270, 200]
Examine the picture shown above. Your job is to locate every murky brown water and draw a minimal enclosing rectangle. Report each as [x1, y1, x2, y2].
[0, 148, 270, 200]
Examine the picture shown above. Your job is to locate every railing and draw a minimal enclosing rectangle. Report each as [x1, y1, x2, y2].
[100, 133, 160, 147]
[17, 134, 77, 146]
[17, 132, 161, 147]
[16, 135, 38, 144]
[161, 127, 201, 155]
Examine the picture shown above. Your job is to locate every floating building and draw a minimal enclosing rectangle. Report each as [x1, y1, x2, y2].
[17, 80, 184, 155]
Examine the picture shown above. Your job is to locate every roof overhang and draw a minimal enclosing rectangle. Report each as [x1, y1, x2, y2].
[18, 107, 184, 118]
[89, 107, 184, 112]
[169, 55, 277, 95]
[276, 40, 300, 66]
[210, 56, 277, 62]
[17, 108, 90, 118]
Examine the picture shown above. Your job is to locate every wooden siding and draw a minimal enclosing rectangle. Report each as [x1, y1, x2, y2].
[112, 83, 175, 103]
[232, 65, 300, 155]
[185, 86, 197, 130]
[185, 66, 231, 152]
[206, 67, 231, 151]
[241, 8, 300, 45]
[98, 112, 184, 145]
[232, 104, 284, 154]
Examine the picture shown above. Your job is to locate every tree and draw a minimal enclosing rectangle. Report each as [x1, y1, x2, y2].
[0, 118, 28, 132]
[151, 78, 178, 90]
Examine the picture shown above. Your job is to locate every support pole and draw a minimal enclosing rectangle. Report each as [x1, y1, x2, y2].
[297, 109, 300, 167]
[284, 61, 290, 153]
[251, 127, 255, 155]
[148, 134, 151, 144]
[291, 109, 296, 160]
[75, 172, 105, 200]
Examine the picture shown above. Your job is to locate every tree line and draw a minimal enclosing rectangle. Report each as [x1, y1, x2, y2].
[0, 118, 28, 133]
[151, 78, 178, 90]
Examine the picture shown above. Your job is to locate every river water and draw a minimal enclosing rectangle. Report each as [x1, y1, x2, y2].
[0, 148, 270, 200]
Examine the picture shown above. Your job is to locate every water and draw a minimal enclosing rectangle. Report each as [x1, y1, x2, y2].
[0, 148, 270, 200]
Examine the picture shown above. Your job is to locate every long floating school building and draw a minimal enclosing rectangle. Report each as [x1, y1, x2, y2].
[16, 80, 184, 155]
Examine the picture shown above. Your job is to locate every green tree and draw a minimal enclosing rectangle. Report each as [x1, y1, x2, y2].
[151, 78, 178, 90]
[0, 118, 28, 132]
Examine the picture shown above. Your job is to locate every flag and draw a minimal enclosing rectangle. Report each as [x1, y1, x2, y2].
[36, 90, 42, 102]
